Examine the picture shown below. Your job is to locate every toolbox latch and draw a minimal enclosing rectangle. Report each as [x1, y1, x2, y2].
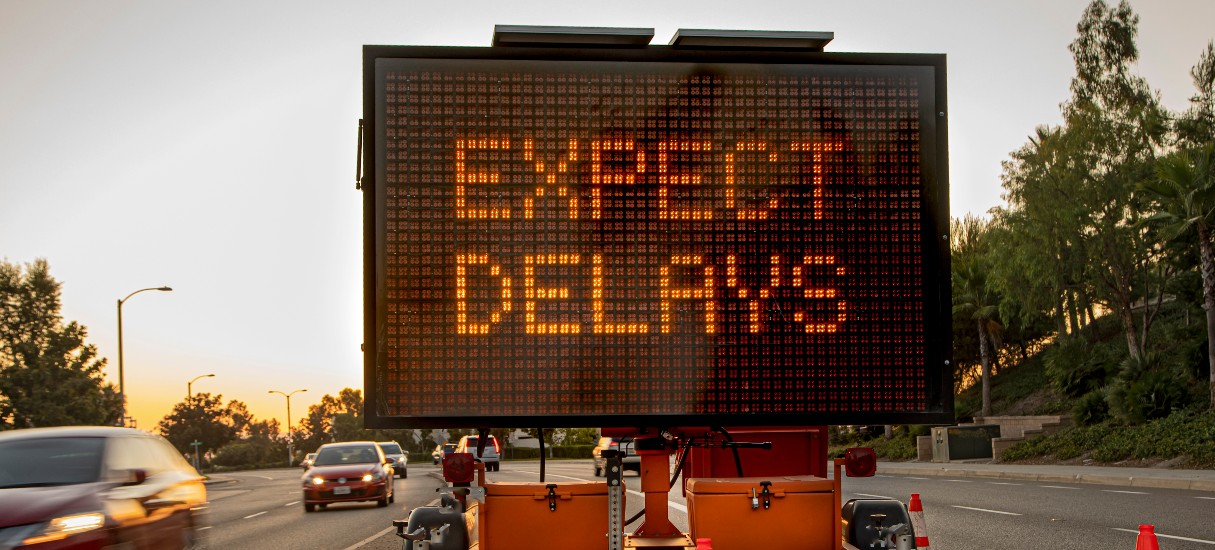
[759, 481, 773, 510]
[546, 483, 558, 512]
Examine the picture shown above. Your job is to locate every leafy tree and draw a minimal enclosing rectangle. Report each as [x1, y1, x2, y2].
[1176, 41, 1215, 148]
[995, 126, 1094, 337]
[296, 387, 363, 451]
[157, 392, 249, 459]
[951, 216, 1003, 417]
[1062, 0, 1169, 363]
[1139, 144, 1215, 408]
[0, 259, 121, 428]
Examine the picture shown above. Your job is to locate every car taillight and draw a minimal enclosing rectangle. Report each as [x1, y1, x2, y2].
[493, 438, 500, 453]
[609, 442, 619, 448]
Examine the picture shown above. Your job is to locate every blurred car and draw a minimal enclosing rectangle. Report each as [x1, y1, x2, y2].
[301, 441, 394, 512]
[376, 441, 408, 479]
[0, 426, 207, 549]
[455, 435, 500, 472]
[432, 443, 457, 465]
[592, 436, 640, 477]
[300, 452, 317, 469]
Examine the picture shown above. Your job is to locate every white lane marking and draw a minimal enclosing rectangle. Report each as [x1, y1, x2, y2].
[952, 505, 1021, 516]
[1102, 490, 1149, 495]
[243, 511, 266, 519]
[1112, 528, 1215, 545]
[1040, 485, 1080, 490]
[906, 477, 929, 480]
[1196, 496, 1215, 501]
[855, 493, 894, 500]
[343, 526, 395, 550]
[514, 471, 589, 482]
[284, 501, 300, 506]
[944, 479, 973, 483]
[197, 526, 212, 531]
[988, 482, 1021, 486]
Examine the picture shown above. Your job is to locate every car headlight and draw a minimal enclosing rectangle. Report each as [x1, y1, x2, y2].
[310, 476, 325, 485]
[22, 512, 106, 545]
[362, 473, 375, 482]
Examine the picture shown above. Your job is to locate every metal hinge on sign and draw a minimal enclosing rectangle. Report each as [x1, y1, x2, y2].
[759, 481, 772, 510]
[546, 484, 558, 512]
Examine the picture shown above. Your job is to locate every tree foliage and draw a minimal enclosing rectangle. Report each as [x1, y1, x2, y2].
[157, 392, 264, 458]
[0, 259, 121, 429]
[970, 0, 1215, 422]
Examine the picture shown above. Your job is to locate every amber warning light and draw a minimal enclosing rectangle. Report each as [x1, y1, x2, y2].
[363, 40, 952, 428]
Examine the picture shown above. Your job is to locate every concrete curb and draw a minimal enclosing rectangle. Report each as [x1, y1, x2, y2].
[877, 465, 1215, 493]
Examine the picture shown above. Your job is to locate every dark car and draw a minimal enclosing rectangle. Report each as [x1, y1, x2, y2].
[432, 443, 457, 465]
[376, 441, 407, 479]
[592, 436, 640, 477]
[301, 441, 394, 512]
[0, 426, 207, 549]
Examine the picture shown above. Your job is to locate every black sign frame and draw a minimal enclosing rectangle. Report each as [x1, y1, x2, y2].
[363, 42, 953, 429]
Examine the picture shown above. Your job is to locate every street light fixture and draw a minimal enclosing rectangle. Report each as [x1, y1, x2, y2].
[269, 389, 307, 466]
[117, 286, 172, 426]
[187, 374, 215, 398]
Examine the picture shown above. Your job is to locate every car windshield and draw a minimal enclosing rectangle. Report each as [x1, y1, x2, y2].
[378, 443, 402, 455]
[313, 445, 378, 466]
[0, 436, 105, 488]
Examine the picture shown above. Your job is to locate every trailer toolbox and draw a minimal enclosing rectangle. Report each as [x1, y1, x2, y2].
[477, 481, 613, 550]
[685, 476, 836, 550]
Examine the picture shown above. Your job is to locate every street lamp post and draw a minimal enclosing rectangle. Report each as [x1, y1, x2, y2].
[187, 374, 215, 398]
[117, 286, 172, 427]
[269, 389, 307, 466]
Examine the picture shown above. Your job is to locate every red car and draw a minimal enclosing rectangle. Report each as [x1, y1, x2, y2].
[301, 441, 394, 512]
[0, 426, 207, 549]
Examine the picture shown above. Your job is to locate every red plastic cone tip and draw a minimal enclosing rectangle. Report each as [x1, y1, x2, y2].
[909, 493, 923, 512]
[695, 538, 713, 550]
[1135, 525, 1160, 550]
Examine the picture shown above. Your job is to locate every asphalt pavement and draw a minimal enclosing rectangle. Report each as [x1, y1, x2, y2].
[876, 460, 1215, 492]
[205, 460, 1215, 493]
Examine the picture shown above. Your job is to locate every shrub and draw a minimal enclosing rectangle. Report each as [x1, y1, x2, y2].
[1001, 409, 1215, 467]
[1044, 338, 1111, 398]
[1109, 367, 1194, 423]
[1071, 390, 1109, 426]
[212, 441, 285, 469]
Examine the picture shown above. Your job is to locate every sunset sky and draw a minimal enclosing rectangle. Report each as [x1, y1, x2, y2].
[2, 0, 1213, 431]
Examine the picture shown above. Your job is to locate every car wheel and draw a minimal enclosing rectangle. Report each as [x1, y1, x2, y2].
[378, 490, 390, 507]
[402, 468, 408, 479]
[304, 503, 316, 513]
[182, 525, 202, 550]
[593, 465, 602, 477]
[389, 488, 395, 504]
[319, 504, 328, 509]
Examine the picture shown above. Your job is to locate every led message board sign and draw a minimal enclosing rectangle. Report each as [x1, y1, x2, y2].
[363, 43, 952, 428]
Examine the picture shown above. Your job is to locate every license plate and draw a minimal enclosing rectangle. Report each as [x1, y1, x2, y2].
[333, 485, 351, 495]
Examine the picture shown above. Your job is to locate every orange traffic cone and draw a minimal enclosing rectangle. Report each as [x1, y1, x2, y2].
[908, 493, 931, 550]
[1135, 524, 1160, 550]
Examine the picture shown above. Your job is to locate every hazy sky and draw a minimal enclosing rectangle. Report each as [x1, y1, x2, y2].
[2, 0, 1212, 431]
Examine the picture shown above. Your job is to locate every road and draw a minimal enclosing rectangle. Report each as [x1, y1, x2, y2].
[202, 460, 1215, 549]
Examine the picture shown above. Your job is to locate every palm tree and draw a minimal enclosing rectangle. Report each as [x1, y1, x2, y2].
[952, 216, 1004, 417]
[1138, 144, 1215, 409]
